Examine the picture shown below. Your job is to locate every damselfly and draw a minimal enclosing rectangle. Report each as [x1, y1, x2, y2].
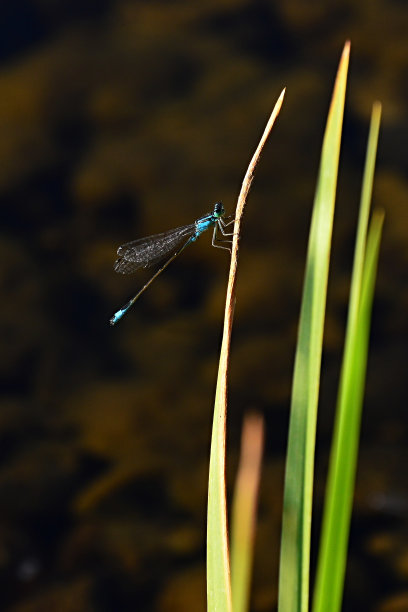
[110, 202, 234, 325]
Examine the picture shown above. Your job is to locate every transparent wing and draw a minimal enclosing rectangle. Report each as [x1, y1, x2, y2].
[114, 223, 196, 274]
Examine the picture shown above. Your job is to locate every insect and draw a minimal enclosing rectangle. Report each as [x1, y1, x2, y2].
[110, 202, 235, 325]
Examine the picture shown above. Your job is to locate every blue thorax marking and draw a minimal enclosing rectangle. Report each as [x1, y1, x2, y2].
[195, 214, 216, 238]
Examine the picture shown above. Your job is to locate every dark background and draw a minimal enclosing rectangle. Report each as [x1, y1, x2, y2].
[1, 1, 407, 611]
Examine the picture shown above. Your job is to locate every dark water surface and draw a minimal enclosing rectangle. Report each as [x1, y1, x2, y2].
[1, 2, 407, 611]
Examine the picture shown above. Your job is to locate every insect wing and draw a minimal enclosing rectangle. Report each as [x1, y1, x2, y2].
[114, 224, 195, 274]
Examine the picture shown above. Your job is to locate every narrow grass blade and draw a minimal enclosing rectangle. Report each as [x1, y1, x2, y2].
[278, 42, 350, 612]
[312, 103, 383, 612]
[230, 413, 264, 612]
[207, 90, 285, 612]
[207, 367, 233, 612]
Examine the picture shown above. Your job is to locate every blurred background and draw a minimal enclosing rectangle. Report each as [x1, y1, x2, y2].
[0, 1, 407, 611]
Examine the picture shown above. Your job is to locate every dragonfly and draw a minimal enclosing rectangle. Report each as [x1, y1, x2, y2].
[110, 202, 235, 325]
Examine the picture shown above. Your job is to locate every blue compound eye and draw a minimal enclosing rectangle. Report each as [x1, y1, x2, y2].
[214, 202, 224, 217]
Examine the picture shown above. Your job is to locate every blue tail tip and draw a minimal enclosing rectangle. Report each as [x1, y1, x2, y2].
[110, 312, 121, 326]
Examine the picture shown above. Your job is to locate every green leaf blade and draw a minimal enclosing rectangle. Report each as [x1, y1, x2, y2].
[207, 369, 232, 612]
[278, 42, 350, 612]
[312, 103, 383, 612]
